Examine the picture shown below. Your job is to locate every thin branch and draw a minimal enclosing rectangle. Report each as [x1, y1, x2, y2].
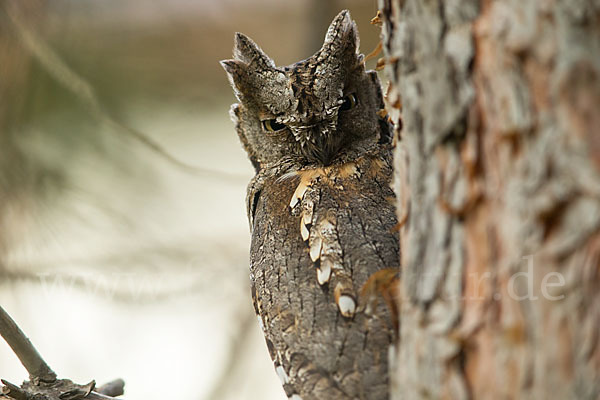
[86, 392, 125, 400]
[0, 264, 237, 304]
[0, 306, 57, 383]
[0, 238, 246, 303]
[1, 380, 28, 400]
[95, 379, 125, 398]
[0, 306, 126, 399]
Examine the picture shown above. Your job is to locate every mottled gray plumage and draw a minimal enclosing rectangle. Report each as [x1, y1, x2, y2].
[222, 10, 399, 400]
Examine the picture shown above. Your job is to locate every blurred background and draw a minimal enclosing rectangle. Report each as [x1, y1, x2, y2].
[0, 0, 382, 398]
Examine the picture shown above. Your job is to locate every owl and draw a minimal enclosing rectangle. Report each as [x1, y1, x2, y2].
[222, 10, 399, 400]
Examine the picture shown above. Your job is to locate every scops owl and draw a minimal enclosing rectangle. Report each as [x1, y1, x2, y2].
[222, 10, 399, 400]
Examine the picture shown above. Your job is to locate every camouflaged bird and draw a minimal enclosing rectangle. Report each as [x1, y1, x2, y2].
[222, 10, 399, 400]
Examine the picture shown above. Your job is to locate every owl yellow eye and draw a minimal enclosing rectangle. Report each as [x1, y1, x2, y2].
[262, 119, 287, 132]
[340, 93, 358, 111]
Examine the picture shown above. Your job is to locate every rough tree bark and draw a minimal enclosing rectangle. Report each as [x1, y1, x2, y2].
[379, 0, 600, 399]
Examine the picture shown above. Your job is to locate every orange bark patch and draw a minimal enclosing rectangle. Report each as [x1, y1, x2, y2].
[558, 61, 600, 171]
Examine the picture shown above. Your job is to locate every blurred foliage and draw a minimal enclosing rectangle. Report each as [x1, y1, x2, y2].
[0, 0, 382, 271]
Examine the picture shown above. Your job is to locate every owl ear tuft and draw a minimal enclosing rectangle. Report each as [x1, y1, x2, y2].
[318, 10, 360, 64]
[220, 59, 248, 101]
[220, 59, 243, 75]
[234, 32, 276, 69]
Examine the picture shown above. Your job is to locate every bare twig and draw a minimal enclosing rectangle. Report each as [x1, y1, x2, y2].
[85, 391, 126, 400]
[0, 263, 237, 304]
[0, 306, 57, 383]
[95, 379, 125, 398]
[1, 380, 28, 400]
[0, 306, 126, 399]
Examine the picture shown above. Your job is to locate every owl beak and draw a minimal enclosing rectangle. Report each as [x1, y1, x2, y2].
[319, 137, 342, 165]
[296, 126, 343, 166]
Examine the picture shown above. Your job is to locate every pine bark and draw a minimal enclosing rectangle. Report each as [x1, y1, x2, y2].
[379, 0, 600, 398]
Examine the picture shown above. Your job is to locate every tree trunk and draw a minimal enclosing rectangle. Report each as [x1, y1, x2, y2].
[378, 0, 600, 398]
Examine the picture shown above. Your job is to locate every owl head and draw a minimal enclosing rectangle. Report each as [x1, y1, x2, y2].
[221, 10, 390, 172]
